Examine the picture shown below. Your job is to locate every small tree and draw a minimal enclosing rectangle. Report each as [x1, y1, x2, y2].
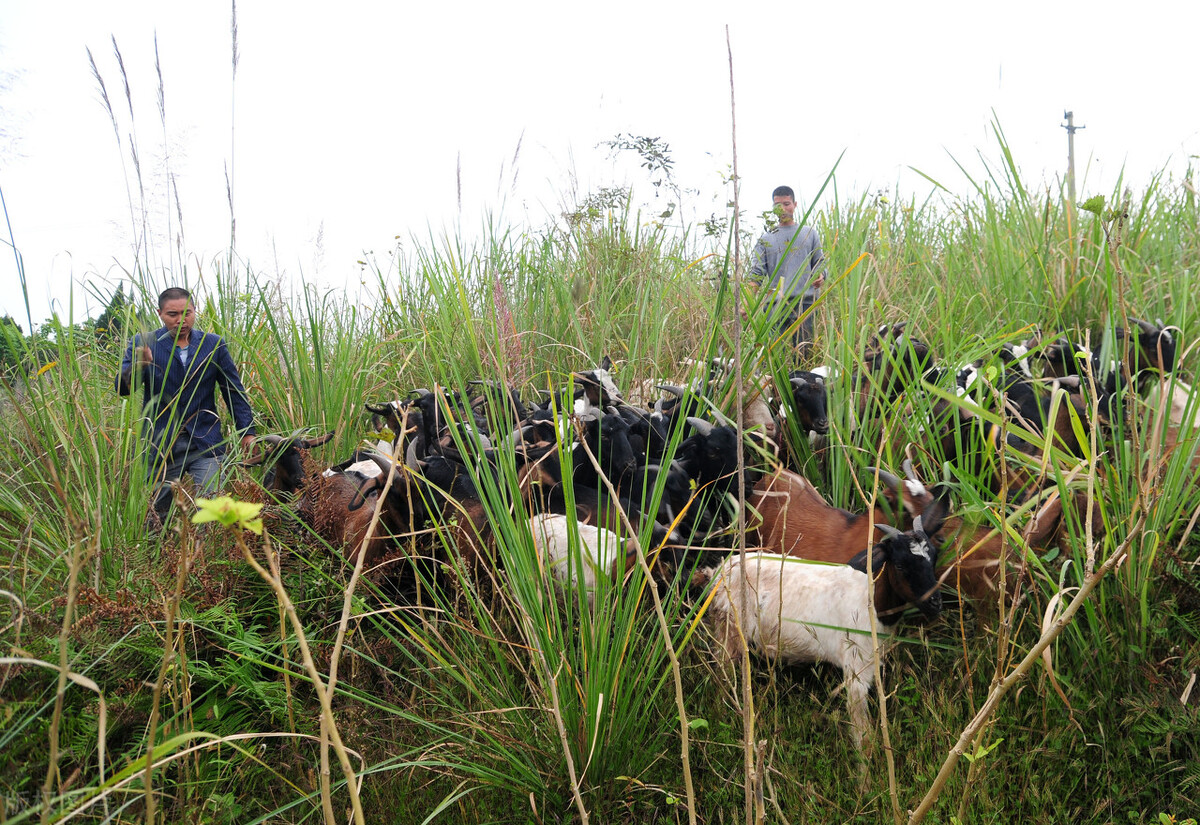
[0, 315, 25, 376]
[93, 283, 130, 346]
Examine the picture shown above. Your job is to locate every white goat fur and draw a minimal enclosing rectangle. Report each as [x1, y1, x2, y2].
[1143, 379, 1200, 467]
[529, 513, 628, 600]
[703, 552, 885, 749]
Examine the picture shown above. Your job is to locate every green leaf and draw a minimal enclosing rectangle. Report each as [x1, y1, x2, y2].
[193, 496, 265, 534]
[1079, 195, 1105, 216]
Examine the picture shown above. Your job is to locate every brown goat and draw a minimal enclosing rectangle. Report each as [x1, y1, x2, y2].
[300, 451, 491, 584]
[300, 467, 411, 573]
[934, 487, 1104, 605]
[746, 462, 937, 565]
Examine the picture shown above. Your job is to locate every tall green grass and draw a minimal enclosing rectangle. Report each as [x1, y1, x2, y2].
[1, 69, 1198, 822]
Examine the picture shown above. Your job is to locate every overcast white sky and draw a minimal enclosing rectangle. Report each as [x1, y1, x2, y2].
[2, 2, 1198, 327]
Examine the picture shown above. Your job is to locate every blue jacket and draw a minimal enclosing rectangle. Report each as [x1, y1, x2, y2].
[116, 327, 256, 463]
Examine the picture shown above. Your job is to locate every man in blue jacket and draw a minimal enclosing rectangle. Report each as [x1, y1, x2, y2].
[117, 287, 256, 521]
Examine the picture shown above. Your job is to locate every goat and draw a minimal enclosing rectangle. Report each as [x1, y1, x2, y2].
[246, 430, 335, 496]
[1117, 318, 1177, 390]
[467, 379, 529, 436]
[528, 513, 635, 603]
[788, 370, 830, 436]
[300, 453, 413, 573]
[678, 417, 754, 500]
[513, 407, 640, 493]
[696, 358, 781, 453]
[571, 356, 623, 416]
[1141, 375, 1200, 472]
[1000, 372, 1093, 457]
[572, 409, 638, 489]
[747, 462, 939, 564]
[934, 490, 1077, 604]
[859, 321, 935, 405]
[301, 448, 491, 591]
[1039, 337, 1090, 380]
[670, 416, 757, 546]
[696, 507, 946, 751]
[525, 473, 681, 565]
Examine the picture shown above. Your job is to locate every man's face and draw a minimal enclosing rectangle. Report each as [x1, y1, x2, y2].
[772, 195, 796, 225]
[158, 297, 195, 342]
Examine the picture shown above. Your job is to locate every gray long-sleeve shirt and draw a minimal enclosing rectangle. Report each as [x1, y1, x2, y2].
[749, 224, 827, 308]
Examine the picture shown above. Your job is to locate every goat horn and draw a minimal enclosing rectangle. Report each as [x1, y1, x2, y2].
[686, 416, 714, 436]
[913, 514, 934, 545]
[1132, 318, 1159, 336]
[362, 449, 396, 478]
[508, 425, 534, 447]
[902, 458, 919, 482]
[242, 433, 284, 466]
[364, 402, 392, 415]
[876, 523, 903, 538]
[299, 431, 335, 449]
[866, 466, 902, 490]
[708, 406, 735, 428]
[657, 383, 687, 398]
[790, 375, 809, 388]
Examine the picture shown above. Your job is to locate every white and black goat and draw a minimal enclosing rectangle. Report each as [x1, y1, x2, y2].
[696, 496, 947, 751]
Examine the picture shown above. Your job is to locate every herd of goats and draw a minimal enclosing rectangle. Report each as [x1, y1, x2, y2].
[245, 318, 1189, 749]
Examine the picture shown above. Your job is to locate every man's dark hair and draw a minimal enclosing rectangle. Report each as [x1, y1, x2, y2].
[158, 287, 192, 310]
[772, 185, 795, 200]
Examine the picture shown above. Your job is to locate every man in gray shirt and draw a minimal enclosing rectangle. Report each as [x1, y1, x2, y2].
[749, 185, 827, 356]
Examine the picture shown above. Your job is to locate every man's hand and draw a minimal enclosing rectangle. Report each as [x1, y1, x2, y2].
[241, 434, 258, 456]
[812, 274, 826, 291]
[134, 345, 153, 367]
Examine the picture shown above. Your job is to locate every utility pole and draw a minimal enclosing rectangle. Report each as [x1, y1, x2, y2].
[1062, 110, 1085, 273]
[1062, 110, 1085, 206]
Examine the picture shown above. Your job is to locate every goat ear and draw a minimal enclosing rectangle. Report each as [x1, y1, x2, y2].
[848, 545, 887, 574]
[870, 544, 888, 571]
[348, 476, 381, 512]
[920, 489, 951, 537]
